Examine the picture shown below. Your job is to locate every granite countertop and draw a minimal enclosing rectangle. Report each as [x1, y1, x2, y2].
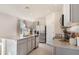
[19, 34, 38, 40]
[1, 34, 38, 41]
[52, 39, 79, 50]
[17, 34, 38, 40]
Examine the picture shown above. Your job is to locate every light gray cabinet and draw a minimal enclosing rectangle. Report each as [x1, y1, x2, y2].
[53, 47, 79, 55]
[27, 38, 32, 53]
[17, 39, 28, 55]
[63, 4, 79, 26]
[36, 36, 39, 48]
[6, 35, 37, 55]
[6, 40, 17, 55]
[27, 36, 36, 54]
[31, 37, 35, 49]
[70, 4, 79, 22]
[17, 36, 36, 55]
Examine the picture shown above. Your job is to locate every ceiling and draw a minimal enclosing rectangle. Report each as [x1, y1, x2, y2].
[0, 4, 63, 21]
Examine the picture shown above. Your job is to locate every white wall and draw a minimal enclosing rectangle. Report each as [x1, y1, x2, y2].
[0, 12, 35, 39]
[0, 12, 18, 39]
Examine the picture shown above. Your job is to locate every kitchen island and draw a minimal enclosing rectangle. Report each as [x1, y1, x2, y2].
[51, 39, 79, 55]
[3, 34, 39, 55]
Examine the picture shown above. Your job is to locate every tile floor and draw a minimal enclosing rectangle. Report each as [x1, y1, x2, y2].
[29, 43, 53, 55]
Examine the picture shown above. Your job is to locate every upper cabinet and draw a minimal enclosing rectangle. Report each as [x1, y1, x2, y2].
[71, 4, 79, 22]
[63, 4, 79, 27]
[63, 4, 70, 27]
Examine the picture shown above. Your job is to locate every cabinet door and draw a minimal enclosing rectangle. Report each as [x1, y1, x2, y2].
[31, 37, 35, 49]
[55, 47, 79, 55]
[17, 39, 28, 55]
[27, 38, 32, 53]
[71, 4, 79, 22]
[6, 40, 17, 55]
[36, 36, 39, 47]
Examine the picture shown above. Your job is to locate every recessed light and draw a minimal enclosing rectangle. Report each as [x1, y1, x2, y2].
[25, 6, 30, 9]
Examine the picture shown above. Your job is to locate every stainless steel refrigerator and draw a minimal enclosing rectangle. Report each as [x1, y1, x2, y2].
[39, 26, 46, 43]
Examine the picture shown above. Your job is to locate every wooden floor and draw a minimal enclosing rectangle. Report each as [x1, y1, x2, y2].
[29, 43, 53, 55]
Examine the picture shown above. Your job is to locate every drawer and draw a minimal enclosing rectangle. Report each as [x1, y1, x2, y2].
[17, 39, 27, 44]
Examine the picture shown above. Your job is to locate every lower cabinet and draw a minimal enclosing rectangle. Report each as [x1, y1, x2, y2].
[17, 37, 36, 55]
[31, 37, 35, 50]
[6, 35, 38, 55]
[53, 47, 79, 55]
[27, 38, 32, 53]
[36, 36, 39, 48]
[17, 39, 28, 55]
[27, 36, 36, 54]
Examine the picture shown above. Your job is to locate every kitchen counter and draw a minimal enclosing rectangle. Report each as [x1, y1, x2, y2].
[3, 34, 38, 40]
[52, 39, 79, 50]
[3, 34, 39, 55]
[51, 39, 79, 55]
[19, 34, 38, 39]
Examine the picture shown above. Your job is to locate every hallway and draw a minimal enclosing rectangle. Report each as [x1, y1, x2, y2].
[29, 43, 53, 55]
